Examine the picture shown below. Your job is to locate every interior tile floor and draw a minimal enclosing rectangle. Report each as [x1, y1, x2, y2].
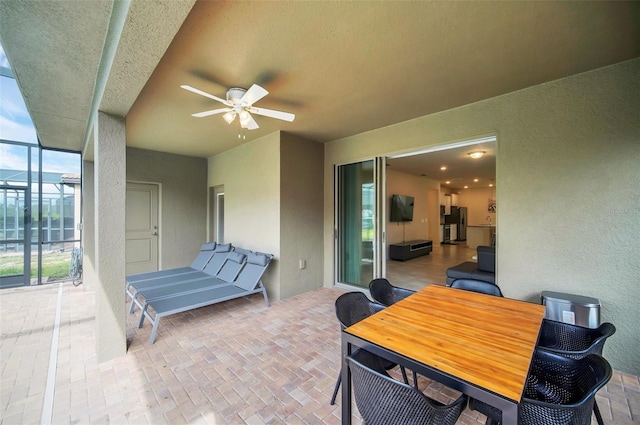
[1, 280, 638, 424]
[386, 241, 476, 291]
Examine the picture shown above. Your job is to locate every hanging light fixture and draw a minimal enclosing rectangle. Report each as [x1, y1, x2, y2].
[223, 111, 236, 124]
[468, 151, 485, 159]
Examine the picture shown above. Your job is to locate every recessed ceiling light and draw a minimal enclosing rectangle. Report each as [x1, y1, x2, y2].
[440, 166, 447, 171]
[468, 151, 485, 159]
[464, 185, 468, 189]
[473, 178, 479, 182]
[489, 184, 494, 187]
[445, 181, 450, 184]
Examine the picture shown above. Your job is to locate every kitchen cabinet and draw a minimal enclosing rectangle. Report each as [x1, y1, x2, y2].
[451, 193, 459, 206]
[450, 224, 457, 241]
[444, 195, 451, 215]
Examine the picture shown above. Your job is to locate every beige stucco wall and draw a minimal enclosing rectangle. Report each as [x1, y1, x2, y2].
[279, 133, 324, 299]
[94, 112, 127, 362]
[324, 59, 640, 375]
[386, 169, 440, 245]
[208, 133, 281, 299]
[126, 148, 208, 269]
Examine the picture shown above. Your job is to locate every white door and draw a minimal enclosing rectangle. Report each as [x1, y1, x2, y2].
[125, 183, 159, 275]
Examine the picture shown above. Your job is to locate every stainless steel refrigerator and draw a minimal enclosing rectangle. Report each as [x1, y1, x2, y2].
[445, 206, 467, 241]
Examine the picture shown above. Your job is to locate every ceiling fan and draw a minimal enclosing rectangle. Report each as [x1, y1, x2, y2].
[180, 84, 295, 132]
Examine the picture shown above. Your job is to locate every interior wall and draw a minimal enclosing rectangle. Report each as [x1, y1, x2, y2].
[323, 59, 640, 375]
[279, 133, 324, 299]
[126, 147, 207, 269]
[386, 168, 439, 247]
[208, 132, 281, 300]
[457, 187, 497, 226]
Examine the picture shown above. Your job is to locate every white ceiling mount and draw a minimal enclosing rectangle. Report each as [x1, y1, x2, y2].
[181, 83, 295, 133]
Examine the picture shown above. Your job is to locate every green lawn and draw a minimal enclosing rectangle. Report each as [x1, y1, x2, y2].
[0, 250, 72, 280]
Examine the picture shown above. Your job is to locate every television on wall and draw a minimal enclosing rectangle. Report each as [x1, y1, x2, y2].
[390, 194, 414, 222]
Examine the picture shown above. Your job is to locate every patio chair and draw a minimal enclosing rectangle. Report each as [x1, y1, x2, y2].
[367, 278, 418, 386]
[126, 242, 216, 284]
[347, 349, 467, 425]
[468, 350, 612, 425]
[138, 251, 273, 344]
[449, 278, 503, 297]
[535, 319, 616, 425]
[330, 292, 410, 405]
[368, 278, 415, 306]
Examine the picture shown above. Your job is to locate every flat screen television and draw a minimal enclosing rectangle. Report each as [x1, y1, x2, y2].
[390, 194, 414, 222]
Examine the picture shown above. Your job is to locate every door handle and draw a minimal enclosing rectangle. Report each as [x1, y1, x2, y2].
[152, 231, 158, 236]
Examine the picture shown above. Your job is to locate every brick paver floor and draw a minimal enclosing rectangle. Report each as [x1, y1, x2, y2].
[1, 281, 638, 424]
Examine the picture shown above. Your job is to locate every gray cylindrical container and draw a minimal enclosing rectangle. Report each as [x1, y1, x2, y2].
[540, 291, 601, 329]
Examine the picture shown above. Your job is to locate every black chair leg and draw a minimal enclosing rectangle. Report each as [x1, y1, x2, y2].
[399, 366, 409, 385]
[330, 372, 341, 405]
[593, 400, 605, 425]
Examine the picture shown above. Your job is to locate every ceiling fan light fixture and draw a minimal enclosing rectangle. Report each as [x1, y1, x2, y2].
[239, 110, 251, 127]
[468, 151, 485, 159]
[223, 111, 236, 124]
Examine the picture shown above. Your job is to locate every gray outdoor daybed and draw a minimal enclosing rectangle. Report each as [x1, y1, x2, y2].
[138, 251, 273, 344]
[126, 242, 217, 284]
[126, 243, 233, 311]
[129, 250, 246, 317]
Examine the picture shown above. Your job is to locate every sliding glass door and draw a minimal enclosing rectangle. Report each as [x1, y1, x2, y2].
[335, 158, 386, 288]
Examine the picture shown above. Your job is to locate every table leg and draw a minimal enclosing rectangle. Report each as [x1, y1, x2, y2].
[341, 333, 352, 424]
[502, 401, 518, 425]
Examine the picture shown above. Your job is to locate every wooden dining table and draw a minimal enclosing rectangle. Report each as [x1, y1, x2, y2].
[341, 284, 546, 425]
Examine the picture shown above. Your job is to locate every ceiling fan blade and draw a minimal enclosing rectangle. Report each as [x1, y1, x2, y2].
[249, 106, 295, 122]
[192, 108, 231, 118]
[244, 113, 260, 130]
[181, 85, 229, 105]
[241, 84, 269, 106]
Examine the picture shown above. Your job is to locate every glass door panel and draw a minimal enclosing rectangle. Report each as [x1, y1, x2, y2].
[336, 160, 375, 287]
[1, 187, 29, 287]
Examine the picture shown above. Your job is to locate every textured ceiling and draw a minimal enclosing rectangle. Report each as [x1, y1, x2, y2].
[127, 1, 640, 158]
[1, 1, 638, 174]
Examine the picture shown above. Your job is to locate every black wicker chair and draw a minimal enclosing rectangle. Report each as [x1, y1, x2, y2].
[368, 278, 419, 386]
[469, 350, 612, 425]
[535, 319, 616, 425]
[330, 292, 410, 405]
[347, 349, 468, 425]
[369, 278, 415, 306]
[449, 278, 504, 297]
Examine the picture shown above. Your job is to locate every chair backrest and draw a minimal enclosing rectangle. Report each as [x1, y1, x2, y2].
[369, 278, 415, 307]
[233, 252, 273, 291]
[202, 243, 233, 275]
[450, 279, 503, 297]
[334, 292, 385, 329]
[190, 242, 216, 269]
[476, 245, 495, 273]
[215, 251, 246, 283]
[520, 350, 612, 425]
[537, 319, 616, 359]
[347, 350, 468, 425]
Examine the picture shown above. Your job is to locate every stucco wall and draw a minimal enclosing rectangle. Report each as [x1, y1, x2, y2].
[126, 147, 207, 269]
[323, 59, 640, 375]
[386, 169, 440, 245]
[208, 133, 281, 300]
[279, 133, 324, 299]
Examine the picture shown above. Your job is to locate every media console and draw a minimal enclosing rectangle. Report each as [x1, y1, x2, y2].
[389, 239, 433, 261]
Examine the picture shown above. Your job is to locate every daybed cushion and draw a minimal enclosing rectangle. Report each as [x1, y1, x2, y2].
[446, 262, 495, 285]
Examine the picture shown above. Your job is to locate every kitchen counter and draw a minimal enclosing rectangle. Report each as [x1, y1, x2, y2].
[467, 225, 496, 249]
